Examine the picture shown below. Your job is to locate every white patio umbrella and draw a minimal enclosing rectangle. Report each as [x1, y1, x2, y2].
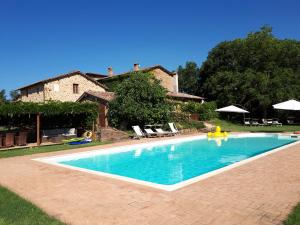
[273, 99, 300, 111]
[216, 105, 249, 121]
[215, 105, 249, 113]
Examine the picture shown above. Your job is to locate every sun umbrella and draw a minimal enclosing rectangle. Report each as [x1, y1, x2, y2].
[215, 105, 249, 113]
[273, 99, 300, 111]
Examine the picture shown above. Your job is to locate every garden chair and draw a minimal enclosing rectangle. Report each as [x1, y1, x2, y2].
[262, 119, 269, 126]
[267, 119, 273, 126]
[144, 128, 161, 137]
[168, 123, 180, 135]
[155, 128, 174, 136]
[0, 134, 3, 148]
[15, 131, 28, 146]
[4, 132, 15, 147]
[272, 119, 282, 126]
[132, 126, 146, 139]
[251, 119, 263, 126]
[243, 119, 251, 126]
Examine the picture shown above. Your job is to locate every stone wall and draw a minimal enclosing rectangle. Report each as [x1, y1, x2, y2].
[151, 68, 178, 92]
[21, 74, 106, 102]
[20, 85, 45, 102]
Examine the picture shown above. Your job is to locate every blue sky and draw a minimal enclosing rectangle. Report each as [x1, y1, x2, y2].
[1, 0, 300, 94]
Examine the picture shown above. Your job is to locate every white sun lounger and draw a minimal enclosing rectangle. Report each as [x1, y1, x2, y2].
[243, 120, 251, 126]
[272, 119, 282, 126]
[168, 123, 179, 135]
[155, 128, 174, 136]
[144, 128, 160, 137]
[132, 126, 145, 139]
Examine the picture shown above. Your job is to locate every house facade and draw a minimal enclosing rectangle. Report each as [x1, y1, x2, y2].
[18, 64, 204, 127]
[18, 71, 107, 102]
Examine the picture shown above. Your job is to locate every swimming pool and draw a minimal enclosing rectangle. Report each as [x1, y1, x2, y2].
[35, 134, 299, 191]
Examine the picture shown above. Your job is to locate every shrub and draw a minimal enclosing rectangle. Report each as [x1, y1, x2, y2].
[170, 111, 190, 122]
[181, 101, 201, 113]
[108, 72, 171, 128]
[199, 101, 218, 120]
[177, 101, 218, 121]
[0, 101, 98, 129]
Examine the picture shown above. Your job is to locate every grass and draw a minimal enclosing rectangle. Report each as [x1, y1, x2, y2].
[211, 119, 300, 132]
[284, 203, 300, 225]
[0, 186, 64, 225]
[176, 120, 205, 130]
[0, 141, 111, 159]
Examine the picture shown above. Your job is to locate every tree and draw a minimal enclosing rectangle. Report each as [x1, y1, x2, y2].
[10, 90, 20, 101]
[177, 61, 199, 95]
[0, 90, 7, 104]
[199, 26, 300, 117]
[108, 72, 171, 128]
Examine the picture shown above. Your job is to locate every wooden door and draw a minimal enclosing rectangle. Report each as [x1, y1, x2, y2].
[99, 104, 108, 127]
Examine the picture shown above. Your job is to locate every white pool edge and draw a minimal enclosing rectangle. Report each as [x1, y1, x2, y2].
[33, 133, 300, 192]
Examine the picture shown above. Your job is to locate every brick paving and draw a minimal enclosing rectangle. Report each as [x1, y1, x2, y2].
[0, 135, 299, 225]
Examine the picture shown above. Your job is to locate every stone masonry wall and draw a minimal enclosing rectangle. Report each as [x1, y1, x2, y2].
[20, 85, 45, 102]
[44, 74, 105, 102]
[21, 74, 106, 102]
[151, 68, 177, 92]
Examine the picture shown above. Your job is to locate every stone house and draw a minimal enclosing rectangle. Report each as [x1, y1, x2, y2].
[18, 64, 204, 127]
[18, 71, 107, 102]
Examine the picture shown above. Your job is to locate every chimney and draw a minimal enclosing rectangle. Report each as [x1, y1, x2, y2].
[108, 67, 113, 77]
[133, 63, 140, 71]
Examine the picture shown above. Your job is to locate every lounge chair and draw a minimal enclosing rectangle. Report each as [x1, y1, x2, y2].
[251, 119, 263, 126]
[155, 128, 174, 136]
[272, 119, 282, 126]
[243, 119, 251, 126]
[168, 123, 179, 135]
[267, 119, 273, 126]
[262, 119, 269, 126]
[132, 126, 146, 139]
[144, 128, 160, 137]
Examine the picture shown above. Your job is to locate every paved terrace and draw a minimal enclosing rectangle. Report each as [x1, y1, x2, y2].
[0, 135, 299, 225]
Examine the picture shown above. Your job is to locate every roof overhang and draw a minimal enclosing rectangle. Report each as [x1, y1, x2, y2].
[17, 71, 108, 91]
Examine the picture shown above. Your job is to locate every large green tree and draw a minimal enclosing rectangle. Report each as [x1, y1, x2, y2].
[199, 26, 300, 117]
[108, 72, 171, 128]
[177, 61, 199, 95]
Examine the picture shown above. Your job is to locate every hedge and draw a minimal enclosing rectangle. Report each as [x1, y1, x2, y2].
[0, 101, 98, 117]
[0, 101, 99, 128]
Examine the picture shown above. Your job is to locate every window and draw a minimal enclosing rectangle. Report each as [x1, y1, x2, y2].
[73, 84, 79, 94]
[25, 89, 28, 97]
[37, 87, 40, 94]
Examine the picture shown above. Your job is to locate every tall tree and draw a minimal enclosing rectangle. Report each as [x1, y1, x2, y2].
[177, 62, 199, 95]
[10, 90, 20, 101]
[0, 90, 7, 104]
[198, 26, 300, 117]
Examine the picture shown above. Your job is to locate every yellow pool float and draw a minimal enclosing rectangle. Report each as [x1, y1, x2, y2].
[207, 126, 228, 138]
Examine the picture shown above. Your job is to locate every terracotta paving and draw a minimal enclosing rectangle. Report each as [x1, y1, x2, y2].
[0, 134, 300, 225]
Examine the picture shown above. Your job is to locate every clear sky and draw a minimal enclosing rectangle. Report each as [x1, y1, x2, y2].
[1, 0, 300, 94]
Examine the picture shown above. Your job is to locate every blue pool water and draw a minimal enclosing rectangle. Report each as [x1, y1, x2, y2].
[59, 135, 295, 185]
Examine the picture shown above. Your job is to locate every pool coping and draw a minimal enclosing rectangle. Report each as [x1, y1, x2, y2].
[33, 133, 300, 192]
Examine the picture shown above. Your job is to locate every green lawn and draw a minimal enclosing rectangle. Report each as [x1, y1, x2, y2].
[0, 186, 64, 225]
[0, 141, 110, 159]
[211, 119, 300, 132]
[284, 203, 300, 225]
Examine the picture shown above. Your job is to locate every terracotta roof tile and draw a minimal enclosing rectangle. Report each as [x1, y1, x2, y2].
[78, 90, 203, 103]
[98, 65, 176, 81]
[17, 71, 108, 90]
[78, 91, 115, 102]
